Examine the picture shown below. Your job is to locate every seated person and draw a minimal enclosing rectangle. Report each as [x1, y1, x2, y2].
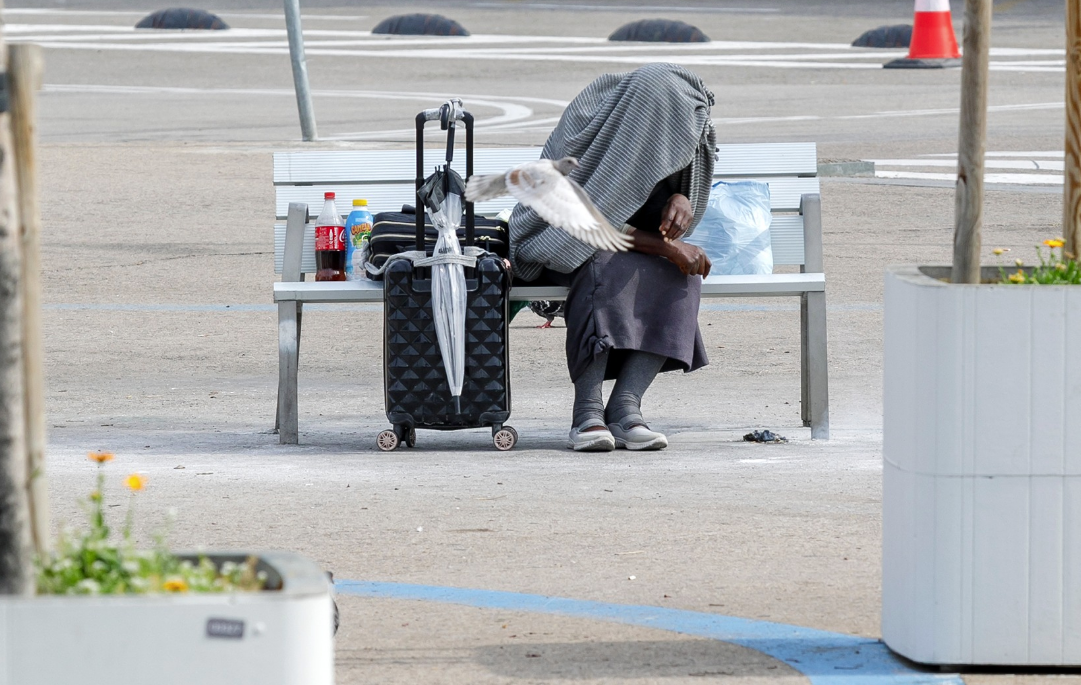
[508, 63, 716, 452]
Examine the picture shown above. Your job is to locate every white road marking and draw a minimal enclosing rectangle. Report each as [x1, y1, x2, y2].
[469, 2, 780, 12]
[926, 151, 1065, 157]
[42, 83, 566, 138]
[42, 81, 1062, 133]
[6, 22, 1064, 72]
[5, 8, 369, 20]
[868, 158, 1065, 171]
[875, 170, 1063, 184]
[871, 150, 1068, 185]
[839, 101, 1063, 120]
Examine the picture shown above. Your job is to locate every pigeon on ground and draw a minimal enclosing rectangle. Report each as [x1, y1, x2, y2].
[465, 157, 634, 253]
[529, 300, 565, 329]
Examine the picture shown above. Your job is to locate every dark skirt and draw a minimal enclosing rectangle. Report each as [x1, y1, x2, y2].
[553, 251, 708, 382]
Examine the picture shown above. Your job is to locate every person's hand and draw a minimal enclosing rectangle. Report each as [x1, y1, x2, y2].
[659, 193, 693, 241]
[665, 240, 711, 277]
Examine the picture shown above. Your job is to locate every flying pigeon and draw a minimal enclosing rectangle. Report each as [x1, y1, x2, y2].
[465, 157, 634, 253]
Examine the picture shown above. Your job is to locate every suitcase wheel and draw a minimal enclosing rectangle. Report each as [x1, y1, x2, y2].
[493, 426, 518, 451]
[377, 429, 399, 451]
[404, 427, 417, 448]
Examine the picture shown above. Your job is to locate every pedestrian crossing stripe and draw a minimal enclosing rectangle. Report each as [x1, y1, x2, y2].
[867, 152, 1067, 185]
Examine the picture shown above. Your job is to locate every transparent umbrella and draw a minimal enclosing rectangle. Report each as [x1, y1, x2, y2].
[419, 167, 467, 414]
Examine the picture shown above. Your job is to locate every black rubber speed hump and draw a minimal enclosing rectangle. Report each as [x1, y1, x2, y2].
[609, 19, 709, 43]
[372, 13, 470, 36]
[852, 24, 912, 48]
[136, 8, 228, 29]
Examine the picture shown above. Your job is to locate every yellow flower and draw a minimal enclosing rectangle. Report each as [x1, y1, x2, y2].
[1015, 259, 1025, 267]
[1045, 238, 1065, 248]
[992, 248, 1009, 256]
[88, 451, 114, 464]
[1008, 270, 1026, 284]
[162, 578, 188, 593]
[124, 473, 145, 492]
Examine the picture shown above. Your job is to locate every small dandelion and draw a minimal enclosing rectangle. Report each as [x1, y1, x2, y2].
[1008, 270, 1026, 284]
[124, 473, 146, 492]
[1057, 262, 1068, 272]
[992, 248, 1009, 256]
[162, 578, 189, 593]
[88, 451, 114, 464]
[1015, 259, 1025, 267]
[1044, 238, 1065, 249]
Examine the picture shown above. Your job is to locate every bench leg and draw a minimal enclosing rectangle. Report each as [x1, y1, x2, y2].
[800, 291, 830, 439]
[276, 301, 301, 444]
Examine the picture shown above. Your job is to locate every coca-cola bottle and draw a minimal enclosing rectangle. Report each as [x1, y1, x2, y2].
[315, 192, 346, 282]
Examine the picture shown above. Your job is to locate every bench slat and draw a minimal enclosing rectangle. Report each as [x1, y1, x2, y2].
[713, 142, 817, 177]
[272, 143, 817, 185]
[274, 176, 820, 219]
[274, 147, 540, 185]
[272, 272, 825, 303]
[274, 213, 806, 275]
[275, 184, 516, 220]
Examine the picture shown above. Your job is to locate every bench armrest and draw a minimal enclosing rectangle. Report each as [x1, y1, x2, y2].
[800, 193, 823, 274]
[282, 202, 309, 283]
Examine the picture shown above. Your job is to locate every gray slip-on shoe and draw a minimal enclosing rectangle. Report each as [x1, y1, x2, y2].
[608, 423, 668, 451]
[567, 422, 616, 452]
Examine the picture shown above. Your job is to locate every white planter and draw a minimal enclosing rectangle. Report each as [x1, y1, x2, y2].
[0, 551, 334, 685]
[882, 265, 1081, 666]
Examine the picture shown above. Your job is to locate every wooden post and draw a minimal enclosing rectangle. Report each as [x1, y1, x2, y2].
[0, 5, 34, 595]
[952, 0, 993, 284]
[1065, 0, 1081, 256]
[9, 44, 48, 558]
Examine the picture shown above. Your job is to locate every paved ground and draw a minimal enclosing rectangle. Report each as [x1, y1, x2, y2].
[10, 0, 1080, 682]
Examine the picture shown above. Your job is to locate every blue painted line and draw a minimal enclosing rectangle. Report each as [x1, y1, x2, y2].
[43, 302, 880, 314]
[337, 581, 960, 685]
[699, 302, 882, 313]
[43, 303, 381, 313]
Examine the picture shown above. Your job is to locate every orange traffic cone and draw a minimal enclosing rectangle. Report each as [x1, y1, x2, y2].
[885, 0, 962, 69]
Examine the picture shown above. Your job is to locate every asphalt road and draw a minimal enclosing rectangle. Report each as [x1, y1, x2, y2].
[9, 1, 1078, 683]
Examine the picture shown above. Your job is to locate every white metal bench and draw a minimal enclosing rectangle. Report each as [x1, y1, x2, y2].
[273, 143, 829, 443]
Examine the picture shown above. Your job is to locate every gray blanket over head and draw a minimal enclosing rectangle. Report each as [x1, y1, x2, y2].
[509, 63, 717, 382]
[508, 63, 717, 282]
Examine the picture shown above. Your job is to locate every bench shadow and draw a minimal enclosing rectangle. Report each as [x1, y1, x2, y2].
[473, 638, 802, 680]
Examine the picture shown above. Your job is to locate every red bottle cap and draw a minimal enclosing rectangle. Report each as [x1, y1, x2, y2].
[324, 192, 335, 200]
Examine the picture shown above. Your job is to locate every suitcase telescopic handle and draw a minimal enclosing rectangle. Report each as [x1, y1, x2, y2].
[414, 99, 475, 252]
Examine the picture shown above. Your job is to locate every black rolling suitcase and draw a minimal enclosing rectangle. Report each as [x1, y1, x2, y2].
[376, 100, 516, 452]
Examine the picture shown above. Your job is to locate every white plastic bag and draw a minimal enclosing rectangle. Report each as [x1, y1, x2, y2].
[684, 181, 773, 276]
[429, 193, 467, 413]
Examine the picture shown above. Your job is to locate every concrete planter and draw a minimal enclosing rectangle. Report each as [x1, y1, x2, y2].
[882, 265, 1081, 666]
[0, 551, 334, 685]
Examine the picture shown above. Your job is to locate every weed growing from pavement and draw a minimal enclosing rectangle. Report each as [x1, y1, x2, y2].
[995, 239, 1081, 285]
[35, 452, 266, 595]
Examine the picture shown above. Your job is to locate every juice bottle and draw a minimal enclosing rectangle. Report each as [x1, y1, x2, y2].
[344, 199, 374, 281]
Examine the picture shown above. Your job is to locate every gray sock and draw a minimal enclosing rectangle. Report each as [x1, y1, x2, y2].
[571, 350, 608, 429]
[605, 351, 666, 429]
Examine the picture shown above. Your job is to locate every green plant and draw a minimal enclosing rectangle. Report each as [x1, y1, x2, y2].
[995, 239, 1081, 285]
[35, 452, 266, 595]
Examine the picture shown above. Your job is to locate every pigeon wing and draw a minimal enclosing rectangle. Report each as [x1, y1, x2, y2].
[505, 161, 632, 253]
[464, 172, 510, 203]
[564, 177, 634, 252]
